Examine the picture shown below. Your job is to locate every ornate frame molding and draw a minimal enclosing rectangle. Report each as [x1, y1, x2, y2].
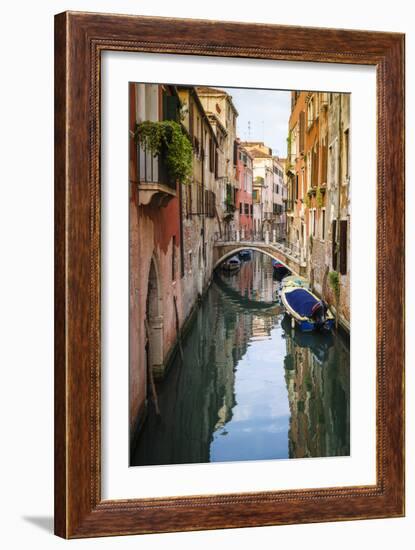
[55, 11, 404, 538]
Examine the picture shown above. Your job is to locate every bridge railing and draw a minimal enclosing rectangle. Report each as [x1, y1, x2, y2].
[213, 231, 304, 263]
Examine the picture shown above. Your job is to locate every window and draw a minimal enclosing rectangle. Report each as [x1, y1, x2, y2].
[186, 185, 192, 218]
[244, 203, 249, 215]
[307, 96, 315, 128]
[344, 129, 350, 180]
[250, 204, 253, 215]
[310, 209, 316, 238]
[300, 169, 304, 199]
[332, 219, 337, 269]
[321, 209, 326, 240]
[328, 145, 333, 189]
[339, 219, 348, 274]
[204, 189, 215, 218]
[311, 142, 319, 187]
[299, 111, 305, 152]
[209, 137, 215, 173]
[239, 202, 243, 214]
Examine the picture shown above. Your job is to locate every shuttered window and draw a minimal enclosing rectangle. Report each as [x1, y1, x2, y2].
[209, 138, 214, 173]
[233, 141, 238, 166]
[339, 219, 348, 275]
[321, 141, 328, 184]
[332, 219, 337, 269]
[299, 111, 305, 153]
[163, 94, 179, 121]
[189, 102, 194, 138]
[204, 189, 216, 218]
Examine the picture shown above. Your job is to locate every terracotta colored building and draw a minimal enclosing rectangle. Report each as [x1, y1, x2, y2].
[129, 83, 183, 442]
[286, 91, 350, 329]
[129, 83, 223, 444]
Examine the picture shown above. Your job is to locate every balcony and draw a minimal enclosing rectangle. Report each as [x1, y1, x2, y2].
[137, 143, 177, 207]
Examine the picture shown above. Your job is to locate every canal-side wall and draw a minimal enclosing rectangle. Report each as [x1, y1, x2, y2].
[129, 181, 184, 439]
[130, 84, 233, 444]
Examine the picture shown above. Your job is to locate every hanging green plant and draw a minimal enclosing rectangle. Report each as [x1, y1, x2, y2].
[304, 193, 311, 208]
[316, 186, 324, 208]
[134, 120, 193, 184]
[328, 270, 341, 330]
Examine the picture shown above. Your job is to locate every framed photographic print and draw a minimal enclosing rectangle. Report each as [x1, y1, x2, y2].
[54, 11, 405, 538]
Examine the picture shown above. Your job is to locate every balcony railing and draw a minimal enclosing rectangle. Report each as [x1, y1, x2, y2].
[137, 143, 176, 191]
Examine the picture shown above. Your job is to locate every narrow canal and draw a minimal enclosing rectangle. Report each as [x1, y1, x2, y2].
[131, 252, 350, 467]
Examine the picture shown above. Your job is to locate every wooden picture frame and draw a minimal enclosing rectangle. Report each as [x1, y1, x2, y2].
[54, 11, 405, 538]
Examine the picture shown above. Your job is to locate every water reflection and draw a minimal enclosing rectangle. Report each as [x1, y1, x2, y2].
[131, 252, 350, 466]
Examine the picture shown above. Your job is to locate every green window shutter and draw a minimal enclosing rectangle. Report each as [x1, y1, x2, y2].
[163, 94, 179, 121]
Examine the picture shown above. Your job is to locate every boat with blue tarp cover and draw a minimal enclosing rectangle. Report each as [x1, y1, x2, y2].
[238, 250, 252, 261]
[281, 284, 334, 332]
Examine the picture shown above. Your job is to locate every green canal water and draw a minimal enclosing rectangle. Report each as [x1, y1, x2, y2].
[131, 252, 350, 466]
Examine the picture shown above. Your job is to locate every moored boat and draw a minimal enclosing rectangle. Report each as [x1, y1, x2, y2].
[238, 249, 252, 261]
[281, 285, 334, 332]
[272, 259, 290, 279]
[221, 256, 241, 272]
[281, 275, 309, 289]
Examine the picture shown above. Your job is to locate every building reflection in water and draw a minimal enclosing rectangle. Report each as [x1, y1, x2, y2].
[131, 252, 350, 466]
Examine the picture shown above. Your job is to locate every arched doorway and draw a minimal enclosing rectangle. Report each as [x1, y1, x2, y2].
[145, 257, 164, 379]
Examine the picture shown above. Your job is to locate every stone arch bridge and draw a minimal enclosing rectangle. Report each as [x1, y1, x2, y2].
[213, 239, 307, 277]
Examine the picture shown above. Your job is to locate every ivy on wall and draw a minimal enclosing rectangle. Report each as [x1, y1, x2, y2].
[134, 120, 193, 184]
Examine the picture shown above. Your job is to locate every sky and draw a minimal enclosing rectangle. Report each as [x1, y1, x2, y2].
[223, 87, 291, 158]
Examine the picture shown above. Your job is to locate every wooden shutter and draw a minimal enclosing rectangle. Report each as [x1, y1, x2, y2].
[299, 111, 305, 153]
[233, 141, 238, 165]
[163, 94, 179, 121]
[189, 101, 194, 138]
[339, 220, 348, 275]
[321, 142, 328, 184]
[332, 219, 337, 269]
[316, 142, 320, 185]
